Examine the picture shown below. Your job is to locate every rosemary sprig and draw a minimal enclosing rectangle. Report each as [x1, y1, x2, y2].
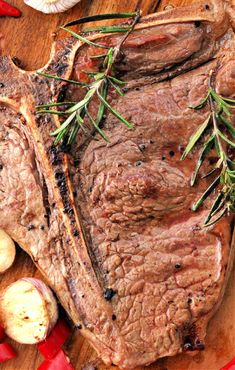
[35, 102, 76, 108]
[36, 11, 141, 145]
[182, 70, 235, 226]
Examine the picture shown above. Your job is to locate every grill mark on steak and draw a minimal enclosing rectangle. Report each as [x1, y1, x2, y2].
[42, 178, 51, 227]
[0, 1, 235, 369]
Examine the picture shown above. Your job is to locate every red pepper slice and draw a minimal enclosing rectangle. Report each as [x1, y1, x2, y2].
[38, 319, 71, 360]
[38, 350, 74, 370]
[0, 325, 5, 341]
[0, 343, 17, 363]
[220, 357, 235, 370]
[0, 0, 21, 17]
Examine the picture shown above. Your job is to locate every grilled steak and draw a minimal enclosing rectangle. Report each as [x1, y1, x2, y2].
[0, 0, 235, 368]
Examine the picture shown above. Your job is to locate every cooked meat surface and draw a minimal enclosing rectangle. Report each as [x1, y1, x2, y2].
[0, 0, 235, 368]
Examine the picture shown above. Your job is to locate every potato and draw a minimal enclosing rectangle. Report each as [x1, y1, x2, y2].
[0, 278, 58, 344]
[0, 229, 16, 273]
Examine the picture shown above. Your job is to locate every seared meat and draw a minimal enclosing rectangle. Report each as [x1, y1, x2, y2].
[0, 0, 235, 368]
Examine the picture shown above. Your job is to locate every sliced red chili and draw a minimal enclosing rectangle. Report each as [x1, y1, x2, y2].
[38, 319, 71, 360]
[37, 349, 74, 370]
[220, 357, 235, 370]
[0, 343, 17, 363]
[0, 0, 21, 17]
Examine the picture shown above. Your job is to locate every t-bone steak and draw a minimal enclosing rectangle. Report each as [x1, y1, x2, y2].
[0, 0, 235, 368]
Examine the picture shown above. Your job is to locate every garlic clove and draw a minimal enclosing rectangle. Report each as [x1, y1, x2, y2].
[24, 0, 80, 14]
[0, 278, 58, 344]
[0, 229, 16, 274]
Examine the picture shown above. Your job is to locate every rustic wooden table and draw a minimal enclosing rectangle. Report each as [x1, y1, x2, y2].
[0, 0, 235, 369]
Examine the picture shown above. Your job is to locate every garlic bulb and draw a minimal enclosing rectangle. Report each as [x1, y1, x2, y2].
[24, 0, 80, 14]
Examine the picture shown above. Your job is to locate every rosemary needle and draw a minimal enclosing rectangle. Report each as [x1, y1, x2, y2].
[64, 12, 138, 27]
[37, 72, 88, 86]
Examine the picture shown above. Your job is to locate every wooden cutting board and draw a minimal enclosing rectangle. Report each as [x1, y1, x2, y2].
[0, 0, 235, 369]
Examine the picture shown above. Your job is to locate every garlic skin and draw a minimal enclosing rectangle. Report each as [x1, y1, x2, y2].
[24, 0, 80, 14]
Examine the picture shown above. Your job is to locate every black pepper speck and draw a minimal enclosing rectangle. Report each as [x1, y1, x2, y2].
[104, 288, 116, 301]
[194, 21, 201, 28]
[27, 224, 35, 231]
[73, 230, 79, 237]
[139, 144, 146, 151]
[184, 342, 193, 351]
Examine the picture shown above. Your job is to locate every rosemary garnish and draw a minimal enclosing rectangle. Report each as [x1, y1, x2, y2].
[182, 70, 235, 226]
[36, 11, 141, 145]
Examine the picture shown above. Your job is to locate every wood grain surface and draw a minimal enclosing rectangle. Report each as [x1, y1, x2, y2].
[0, 0, 235, 369]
